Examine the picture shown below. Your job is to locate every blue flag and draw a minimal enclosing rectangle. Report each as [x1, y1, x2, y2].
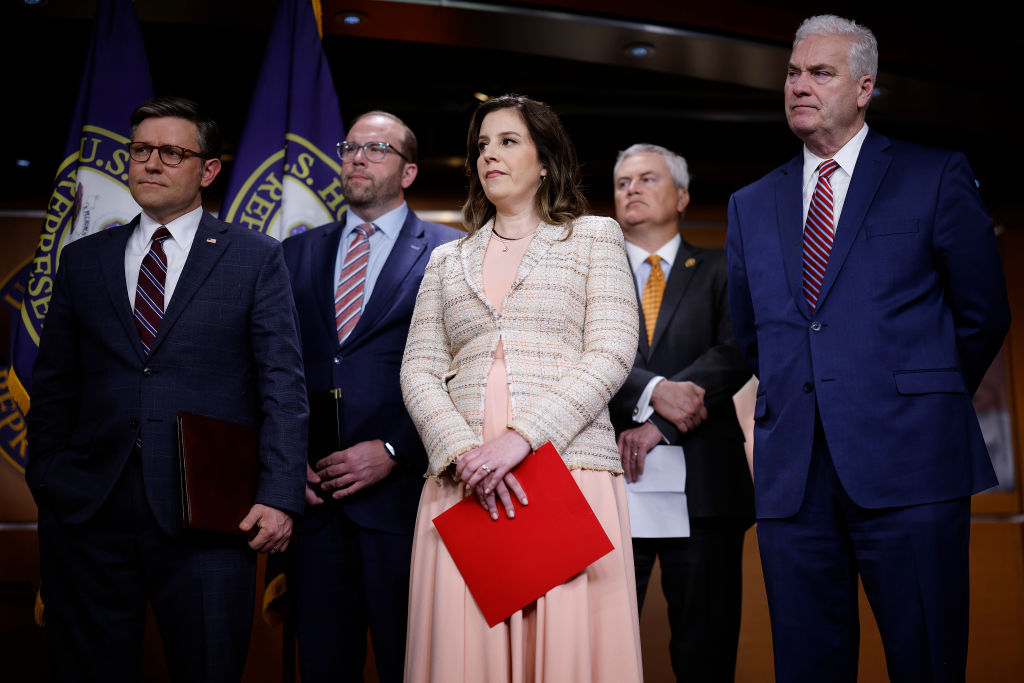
[221, 0, 347, 240]
[5, 0, 153, 472]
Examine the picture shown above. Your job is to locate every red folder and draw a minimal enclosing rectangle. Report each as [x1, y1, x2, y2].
[432, 442, 614, 627]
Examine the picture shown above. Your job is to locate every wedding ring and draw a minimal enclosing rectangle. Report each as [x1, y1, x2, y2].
[481, 464, 492, 473]
[632, 451, 638, 458]
[271, 546, 279, 553]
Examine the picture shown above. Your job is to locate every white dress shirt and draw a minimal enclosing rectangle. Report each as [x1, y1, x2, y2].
[125, 205, 203, 309]
[624, 234, 681, 423]
[801, 123, 869, 233]
[333, 202, 408, 308]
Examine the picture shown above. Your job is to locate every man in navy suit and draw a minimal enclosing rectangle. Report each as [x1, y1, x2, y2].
[610, 144, 753, 682]
[727, 15, 1010, 683]
[27, 97, 308, 682]
[283, 111, 460, 683]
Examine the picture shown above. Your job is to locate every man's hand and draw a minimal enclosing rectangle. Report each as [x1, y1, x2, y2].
[651, 380, 707, 433]
[304, 463, 324, 507]
[240, 504, 293, 553]
[315, 439, 398, 500]
[617, 421, 664, 483]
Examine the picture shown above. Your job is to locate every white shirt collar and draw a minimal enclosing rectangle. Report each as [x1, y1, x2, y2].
[137, 204, 204, 245]
[344, 202, 409, 242]
[802, 123, 869, 187]
[625, 232, 681, 272]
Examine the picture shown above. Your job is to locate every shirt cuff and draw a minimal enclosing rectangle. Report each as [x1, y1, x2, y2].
[633, 375, 666, 423]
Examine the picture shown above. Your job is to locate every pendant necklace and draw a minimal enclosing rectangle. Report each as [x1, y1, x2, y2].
[491, 226, 535, 252]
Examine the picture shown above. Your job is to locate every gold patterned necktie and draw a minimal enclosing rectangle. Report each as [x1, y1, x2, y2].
[641, 254, 665, 345]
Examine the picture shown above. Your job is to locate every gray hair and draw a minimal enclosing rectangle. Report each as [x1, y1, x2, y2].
[614, 143, 690, 190]
[794, 14, 878, 80]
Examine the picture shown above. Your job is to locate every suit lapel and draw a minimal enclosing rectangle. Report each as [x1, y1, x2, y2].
[313, 222, 344, 344]
[99, 219, 145, 362]
[633, 274, 651, 361]
[149, 212, 228, 357]
[814, 130, 891, 309]
[775, 155, 810, 317]
[460, 222, 491, 311]
[344, 213, 428, 346]
[511, 221, 559, 292]
[650, 240, 698, 351]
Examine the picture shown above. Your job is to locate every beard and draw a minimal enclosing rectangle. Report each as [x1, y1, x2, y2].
[340, 167, 404, 213]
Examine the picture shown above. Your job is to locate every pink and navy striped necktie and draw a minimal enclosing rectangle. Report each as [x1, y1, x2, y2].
[134, 226, 172, 354]
[335, 222, 376, 343]
[801, 159, 841, 311]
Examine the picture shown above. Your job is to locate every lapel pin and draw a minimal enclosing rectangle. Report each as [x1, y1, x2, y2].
[684, 257, 696, 268]
[206, 238, 217, 244]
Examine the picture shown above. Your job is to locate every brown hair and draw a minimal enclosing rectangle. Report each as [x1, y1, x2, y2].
[130, 96, 222, 159]
[462, 94, 587, 235]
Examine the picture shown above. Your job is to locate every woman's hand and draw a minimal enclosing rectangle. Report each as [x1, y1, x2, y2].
[456, 429, 531, 519]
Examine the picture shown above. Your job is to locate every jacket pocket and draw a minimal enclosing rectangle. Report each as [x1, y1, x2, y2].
[893, 369, 965, 395]
[865, 218, 919, 236]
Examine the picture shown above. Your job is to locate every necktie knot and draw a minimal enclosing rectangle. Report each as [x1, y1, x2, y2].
[355, 222, 376, 240]
[818, 159, 840, 182]
[152, 226, 172, 244]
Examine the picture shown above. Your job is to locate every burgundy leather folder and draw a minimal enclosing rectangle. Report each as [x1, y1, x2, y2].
[177, 411, 259, 536]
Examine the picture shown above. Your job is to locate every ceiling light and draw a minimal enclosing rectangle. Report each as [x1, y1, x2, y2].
[473, 92, 490, 102]
[338, 10, 366, 26]
[624, 42, 655, 58]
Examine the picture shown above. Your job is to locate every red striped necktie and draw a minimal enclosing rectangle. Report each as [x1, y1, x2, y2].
[801, 159, 841, 311]
[335, 222, 376, 343]
[134, 226, 172, 354]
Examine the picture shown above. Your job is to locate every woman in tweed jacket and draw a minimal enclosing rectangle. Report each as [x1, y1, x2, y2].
[401, 95, 643, 682]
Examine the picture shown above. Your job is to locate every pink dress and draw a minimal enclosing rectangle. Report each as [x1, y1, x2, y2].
[405, 232, 644, 683]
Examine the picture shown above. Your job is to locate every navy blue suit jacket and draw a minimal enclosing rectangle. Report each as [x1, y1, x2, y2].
[726, 130, 1010, 519]
[283, 211, 461, 534]
[27, 211, 309, 537]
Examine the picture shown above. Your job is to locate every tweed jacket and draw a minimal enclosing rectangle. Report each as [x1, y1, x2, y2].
[401, 215, 639, 478]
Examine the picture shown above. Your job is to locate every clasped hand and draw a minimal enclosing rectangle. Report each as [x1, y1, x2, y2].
[455, 430, 531, 521]
[309, 439, 398, 503]
[651, 380, 707, 432]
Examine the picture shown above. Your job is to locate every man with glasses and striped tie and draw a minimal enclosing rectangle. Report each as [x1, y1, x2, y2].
[27, 96, 308, 682]
[726, 15, 1010, 683]
[282, 111, 460, 683]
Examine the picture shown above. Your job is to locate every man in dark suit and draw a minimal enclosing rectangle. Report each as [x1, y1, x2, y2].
[282, 110, 460, 683]
[609, 143, 753, 682]
[727, 15, 1010, 683]
[26, 97, 308, 682]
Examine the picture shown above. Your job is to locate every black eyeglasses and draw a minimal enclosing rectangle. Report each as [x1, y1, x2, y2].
[336, 140, 409, 163]
[128, 142, 204, 166]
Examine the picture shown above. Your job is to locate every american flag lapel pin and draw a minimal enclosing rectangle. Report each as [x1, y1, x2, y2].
[206, 238, 217, 244]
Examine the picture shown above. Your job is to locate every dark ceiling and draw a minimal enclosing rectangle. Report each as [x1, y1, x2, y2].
[3, 0, 1021, 226]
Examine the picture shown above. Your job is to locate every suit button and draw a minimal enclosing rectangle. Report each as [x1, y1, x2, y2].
[143, 368, 153, 377]
[803, 382, 814, 393]
[333, 357, 341, 365]
[810, 321, 822, 331]
[129, 418, 139, 428]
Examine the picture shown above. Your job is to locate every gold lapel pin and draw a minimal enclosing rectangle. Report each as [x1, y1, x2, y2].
[206, 238, 217, 244]
[684, 257, 696, 268]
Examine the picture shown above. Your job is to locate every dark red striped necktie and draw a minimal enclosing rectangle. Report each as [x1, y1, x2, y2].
[134, 226, 172, 354]
[801, 159, 841, 311]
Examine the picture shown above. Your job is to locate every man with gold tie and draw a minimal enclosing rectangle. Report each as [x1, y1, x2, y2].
[609, 143, 754, 682]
